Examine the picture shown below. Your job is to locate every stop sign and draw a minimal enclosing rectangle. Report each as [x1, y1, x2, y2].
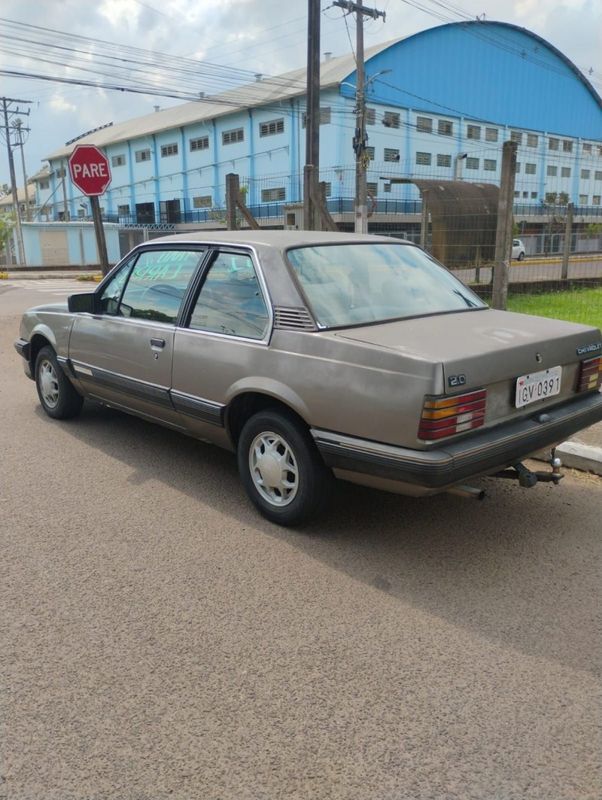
[68, 144, 112, 196]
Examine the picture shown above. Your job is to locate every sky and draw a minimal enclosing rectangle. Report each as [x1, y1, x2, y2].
[0, 0, 601, 187]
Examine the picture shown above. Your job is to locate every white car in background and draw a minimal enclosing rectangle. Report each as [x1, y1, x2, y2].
[512, 239, 526, 260]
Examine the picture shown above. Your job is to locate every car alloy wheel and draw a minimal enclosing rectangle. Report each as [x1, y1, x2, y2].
[249, 430, 299, 507]
[237, 409, 333, 526]
[38, 358, 60, 409]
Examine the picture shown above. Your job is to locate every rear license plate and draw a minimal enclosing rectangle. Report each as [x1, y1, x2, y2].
[515, 366, 562, 408]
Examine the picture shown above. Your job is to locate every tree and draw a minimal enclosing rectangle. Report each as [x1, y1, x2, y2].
[0, 213, 15, 262]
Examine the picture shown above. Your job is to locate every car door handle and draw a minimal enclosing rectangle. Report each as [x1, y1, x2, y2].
[150, 337, 166, 349]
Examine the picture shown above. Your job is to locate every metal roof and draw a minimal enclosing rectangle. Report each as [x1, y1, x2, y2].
[44, 40, 397, 162]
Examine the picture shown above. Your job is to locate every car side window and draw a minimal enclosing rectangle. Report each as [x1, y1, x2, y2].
[189, 251, 270, 339]
[118, 249, 204, 324]
[99, 257, 135, 315]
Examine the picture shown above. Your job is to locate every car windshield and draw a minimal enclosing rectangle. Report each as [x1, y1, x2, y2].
[286, 243, 487, 328]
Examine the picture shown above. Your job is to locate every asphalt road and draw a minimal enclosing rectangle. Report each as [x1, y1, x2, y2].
[1, 282, 601, 800]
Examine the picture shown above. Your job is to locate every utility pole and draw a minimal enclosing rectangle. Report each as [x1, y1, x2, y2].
[304, 0, 321, 230]
[13, 118, 31, 221]
[492, 140, 517, 310]
[333, 0, 385, 233]
[1, 97, 31, 265]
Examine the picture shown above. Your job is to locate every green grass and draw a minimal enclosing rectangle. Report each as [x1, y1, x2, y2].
[507, 287, 602, 331]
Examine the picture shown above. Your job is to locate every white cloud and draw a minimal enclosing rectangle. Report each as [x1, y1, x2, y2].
[49, 93, 77, 114]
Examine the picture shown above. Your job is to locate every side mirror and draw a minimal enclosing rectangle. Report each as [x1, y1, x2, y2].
[68, 292, 98, 314]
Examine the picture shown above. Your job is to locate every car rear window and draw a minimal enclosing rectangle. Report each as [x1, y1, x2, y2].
[286, 243, 486, 328]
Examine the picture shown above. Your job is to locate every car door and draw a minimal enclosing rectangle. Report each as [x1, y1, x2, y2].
[68, 246, 205, 428]
[171, 248, 272, 444]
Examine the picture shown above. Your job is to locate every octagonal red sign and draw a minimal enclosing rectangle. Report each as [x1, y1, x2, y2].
[68, 144, 112, 197]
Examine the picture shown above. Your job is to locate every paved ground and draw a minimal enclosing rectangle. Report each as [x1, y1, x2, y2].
[1, 282, 601, 800]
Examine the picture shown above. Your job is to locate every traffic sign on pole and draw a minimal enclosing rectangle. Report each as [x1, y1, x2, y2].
[68, 144, 112, 274]
[68, 144, 112, 196]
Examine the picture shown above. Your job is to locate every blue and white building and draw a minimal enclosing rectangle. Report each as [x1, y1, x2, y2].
[33, 20, 602, 229]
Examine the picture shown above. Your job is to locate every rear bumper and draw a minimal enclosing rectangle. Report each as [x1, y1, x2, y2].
[312, 391, 602, 489]
[14, 338, 33, 379]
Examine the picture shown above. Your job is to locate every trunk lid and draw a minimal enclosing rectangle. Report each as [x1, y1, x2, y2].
[335, 308, 602, 426]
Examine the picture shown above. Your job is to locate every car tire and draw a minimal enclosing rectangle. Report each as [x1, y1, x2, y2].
[517, 251, 525, 261]
[237, 409, 333, 526]
[35, 345, 84, 420]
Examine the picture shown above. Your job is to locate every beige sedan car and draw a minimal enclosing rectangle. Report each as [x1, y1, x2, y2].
[15, 231, 602, 525]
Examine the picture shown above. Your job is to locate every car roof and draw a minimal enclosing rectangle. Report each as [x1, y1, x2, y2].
[148, 230, 412, 249]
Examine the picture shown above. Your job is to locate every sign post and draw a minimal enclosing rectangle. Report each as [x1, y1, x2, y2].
[68, 144, 112, 275]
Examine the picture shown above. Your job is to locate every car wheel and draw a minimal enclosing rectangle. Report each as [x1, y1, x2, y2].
[237, 409, 333, 526]
[35, 345, 83, 419]
[518, 251, 525, 261]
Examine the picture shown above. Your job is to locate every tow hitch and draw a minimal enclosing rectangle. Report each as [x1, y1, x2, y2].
[495, 452, 564, 487]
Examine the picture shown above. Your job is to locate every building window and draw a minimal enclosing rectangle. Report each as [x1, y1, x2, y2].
[55, 167, 66, 178]
[526, 133, 538, 148]
[579, 195, 588, 205]
[522, 191, 528, 198]
[322, 182, 332, 197]
[366, 108, 376, 125]
[301, 107, 331, 127]
[365, 146, 375, 160]
[437, 154, 451, 167]
[261, 187, 285, 202]
[485, 127, 498, 142]
[547, 165, 557, 176]
[383, 182, 391, 193]
[581, 169, 591, 179]
[484, 159, 497, 171]
[514, 190, 520, 198]
[366, 182, 378, 196]
[593, 195, 601, 206]
[438, 119, 453, 136]
[384, 148, 400, 162]
[111, 154, 126, 167]
[466, 157, 479, 170]
[135, 148, 151, 162]
[190, 136, 209, 151]
[531, 192, 538, 199]
[548, 137, 559, 151]
[562, 140, 573, 152]
[595, 171, 602, 181]
[525, 163, 536, 174]
[561, 167, 571, 177]
[416, 151, 431, 166]
[383, 111, 400, 129]
[582, 143, 592, 154]
[222, 128, 244, 145]
[515, 162, 521, 173]
[39, 179, 50, 189]
[259, 118, 284, 137]
[160, 142, 178, 157]
[510, 130, 522, 145]
[193, 195, 212, 208]
[416, 116, 432, 133]
[117, 204, 130, 215]
[466, 124, 481, 140]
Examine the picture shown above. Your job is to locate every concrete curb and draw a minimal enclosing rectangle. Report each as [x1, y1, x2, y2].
[535, 441, 602, 477]
[555, 441, 602, 477]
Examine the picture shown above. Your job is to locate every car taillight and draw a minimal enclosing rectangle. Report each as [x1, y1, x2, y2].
[577, 356, 602, 393]
[418, 389, 487, 441]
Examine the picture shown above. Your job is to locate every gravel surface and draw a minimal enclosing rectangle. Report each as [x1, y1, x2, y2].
[1, 287, 601, 800]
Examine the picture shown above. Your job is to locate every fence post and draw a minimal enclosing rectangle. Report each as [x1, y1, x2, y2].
[225, 173, 239, 230]
[561, 202, 574, 281]
[420, 191, 429, 250]
[492, 140, 517, 310]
